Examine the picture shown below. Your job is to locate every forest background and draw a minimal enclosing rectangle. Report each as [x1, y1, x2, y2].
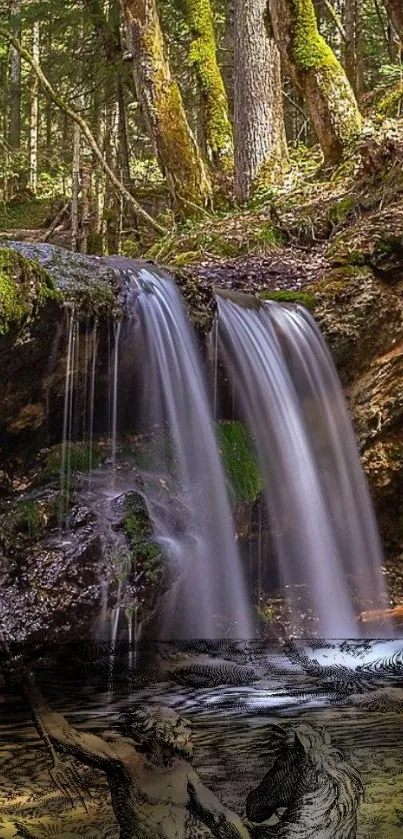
[0, 0, 402, 262]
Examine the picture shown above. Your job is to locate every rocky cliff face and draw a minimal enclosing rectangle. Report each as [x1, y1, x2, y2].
[3, 151, 403, 641]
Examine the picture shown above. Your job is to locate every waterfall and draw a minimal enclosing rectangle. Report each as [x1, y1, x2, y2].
[217, 294, 389, 638]
[115, 262, 253, 640]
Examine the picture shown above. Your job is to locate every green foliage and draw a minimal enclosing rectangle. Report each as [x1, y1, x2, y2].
[216, 420, 263, 505]
[378, 85, 403, 119]
[259, 290, 317, 311]
[0, 248, 60, 335]
[0, 198, 52, 231]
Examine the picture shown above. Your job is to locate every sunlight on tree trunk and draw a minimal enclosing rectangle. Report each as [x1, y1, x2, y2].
[29, 21, 39, 194]
[9, 0, 21, 151]
[120, 0, 211, 210]
[267, 0, 363, 164]
[234, 0, 288, 203]
[186, 0, 233, 171]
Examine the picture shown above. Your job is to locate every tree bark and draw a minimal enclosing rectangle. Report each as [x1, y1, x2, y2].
[119, 0, 211, 209]
[383, 0, 403, 42]
[185, 0, 233, 170]
[267, 0, 363, 164]
[234, 0, 288, 203]
[9, 0, 21, 150]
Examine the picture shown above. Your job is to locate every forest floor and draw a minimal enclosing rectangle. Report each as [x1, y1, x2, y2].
[4, 121, 403, 297]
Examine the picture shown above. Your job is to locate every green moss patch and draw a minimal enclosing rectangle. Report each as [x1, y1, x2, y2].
[292, 0, 337, 71]
[216, 420, 263, 505]
[0, 498, 56, 550]
[44, 441, 101, 478]
[259, 289, 317, 310]
[0, 248, 60, 335]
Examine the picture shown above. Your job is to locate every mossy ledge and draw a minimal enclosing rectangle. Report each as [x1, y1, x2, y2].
[0, 241, 121, 319]
[0, 247, 60, 335]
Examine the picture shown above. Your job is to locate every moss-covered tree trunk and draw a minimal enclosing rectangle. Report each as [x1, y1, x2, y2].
[234, 0, 288, 203]
[185, 0, 233, 171]
[120, 0, 211, 209]
[267, 0, 363, 164]
[383, 0, 403, 42]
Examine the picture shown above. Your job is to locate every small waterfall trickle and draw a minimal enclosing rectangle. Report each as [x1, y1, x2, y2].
[217, 294, 389, 638]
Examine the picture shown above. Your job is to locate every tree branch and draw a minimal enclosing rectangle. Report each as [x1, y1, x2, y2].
[0, 26, 168, 235]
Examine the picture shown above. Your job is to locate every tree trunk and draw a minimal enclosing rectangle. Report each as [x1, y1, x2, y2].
[383, 0, 403, 42]
[186, 0, 233, 170]
[267, 0, 362, 164]
[221, 0, 235, 120]
[29, 21, 40, 194]
[234, 0, 288, 203]
[119, 0, 211, 209]
[9, 0, 21, 150]
[71, 122, 80, 252]
[343, 0, 364, 99]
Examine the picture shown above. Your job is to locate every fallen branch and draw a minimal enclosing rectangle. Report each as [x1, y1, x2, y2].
[43, 201, 69, 242]
[0, 27, 168, 236]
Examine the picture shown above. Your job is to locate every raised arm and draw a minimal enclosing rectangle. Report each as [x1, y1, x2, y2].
[22, 671, 123, 773]
[187, 769, 251, 839]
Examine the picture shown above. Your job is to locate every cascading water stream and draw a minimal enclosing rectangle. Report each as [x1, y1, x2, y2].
[216, 294, 389, 638]
[115, 262, 253, 639]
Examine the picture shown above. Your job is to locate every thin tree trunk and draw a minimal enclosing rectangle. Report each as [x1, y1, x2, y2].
[80, 163, 91, 253]
[185, 0, 233, 170]
[45, 17, 53, 156]
[117, 74, 131, 186]
[221, 0, 235, 120]
[9, 0, 21, 150]
[119, 0, 211, 209]
[234, 0, 288, 203]
[383, 0, 403, 42]
[0, 26, 167, 233]
[71, 122, 80, 251]
[343, 0, 356, 91]
[29, 21, 40, 194]
[267, 0, 362, 164]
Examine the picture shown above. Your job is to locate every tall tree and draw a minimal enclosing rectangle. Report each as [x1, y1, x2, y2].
[267, 0, 363, 163]
[234, 0, 288, 203]
[185, 0, 233, 170]
[9, 0, 21, 150]
[119, 0, 211, 209]
[383, 0, 403, 42]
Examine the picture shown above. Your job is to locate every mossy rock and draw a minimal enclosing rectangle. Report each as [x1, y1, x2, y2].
[0, 241, 120, 318]
[0, 247, 60, 335]
[216, 420, 263, 505]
